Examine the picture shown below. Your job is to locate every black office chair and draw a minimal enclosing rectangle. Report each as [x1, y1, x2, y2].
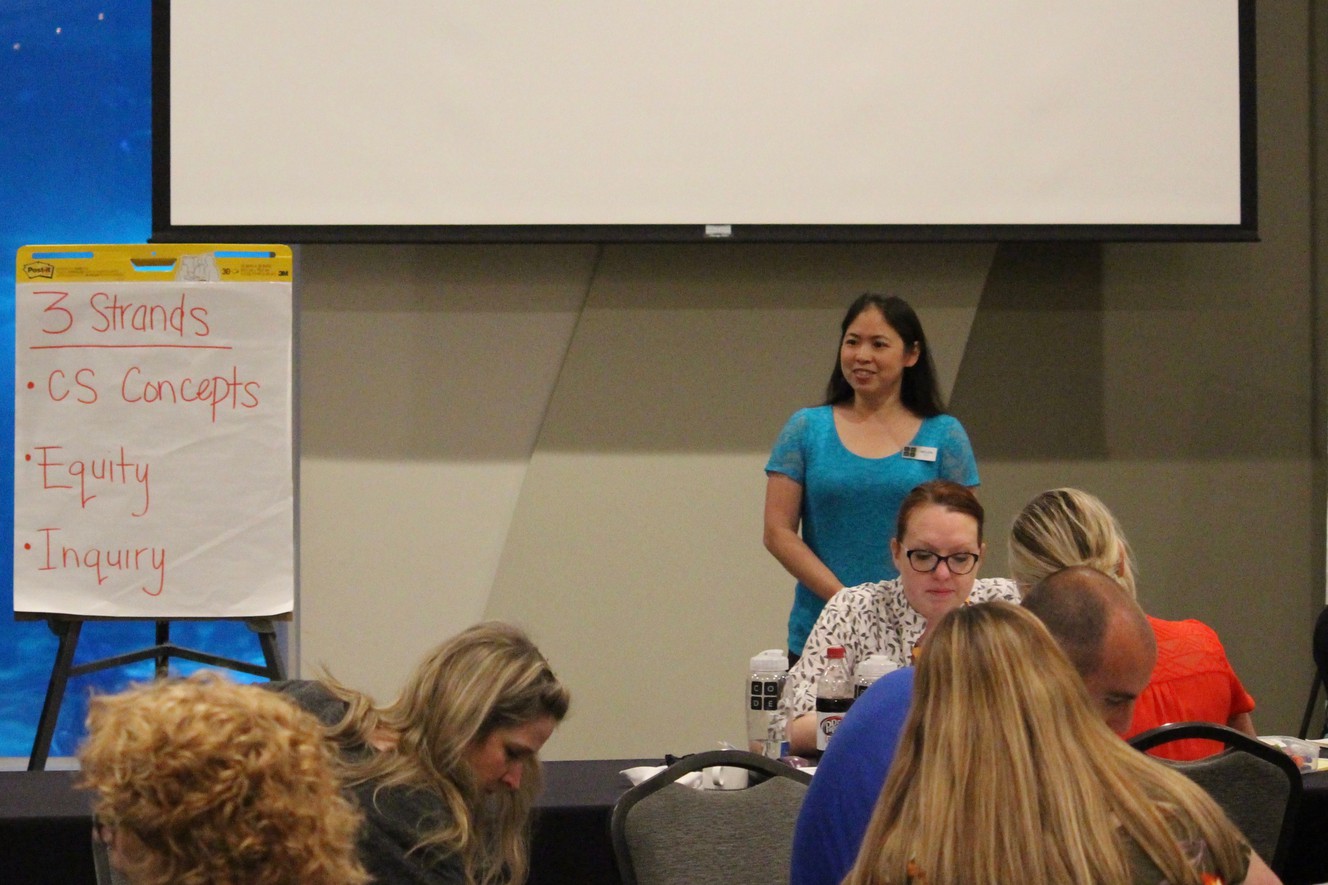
[1129, 721, 1302, 875]
[91, 829, 131, 885]
[610, 749, 812, 885]
[1298, 605, 1328, 739]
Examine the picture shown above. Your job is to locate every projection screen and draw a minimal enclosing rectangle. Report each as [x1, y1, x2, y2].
[153, 1, 1255, 243]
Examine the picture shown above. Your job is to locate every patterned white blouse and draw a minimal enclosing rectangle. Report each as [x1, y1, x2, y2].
[780, 577, 1021, 720]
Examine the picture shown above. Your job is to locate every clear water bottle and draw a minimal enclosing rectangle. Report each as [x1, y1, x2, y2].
[854, 653, 898, 698]
[746, 649, 788, 759]
[815, 646, 853, 752]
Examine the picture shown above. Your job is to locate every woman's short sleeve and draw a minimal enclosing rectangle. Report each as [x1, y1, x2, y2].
[766, 409, 813, 483]
[934, 416, 978, 486]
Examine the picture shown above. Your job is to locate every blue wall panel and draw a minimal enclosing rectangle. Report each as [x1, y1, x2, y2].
[1, 1, 264, 758]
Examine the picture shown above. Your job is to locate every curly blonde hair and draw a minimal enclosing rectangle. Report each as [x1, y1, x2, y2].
[78, 673, 368, 885]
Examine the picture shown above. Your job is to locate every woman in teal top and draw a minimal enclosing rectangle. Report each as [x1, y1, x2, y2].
[763, 294, 978, 662]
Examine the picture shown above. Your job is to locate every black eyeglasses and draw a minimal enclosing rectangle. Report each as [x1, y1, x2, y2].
[905, 549, 980, 575]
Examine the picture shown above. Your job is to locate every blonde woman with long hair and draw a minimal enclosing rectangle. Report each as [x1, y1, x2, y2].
[278, 621, 570, 885]
[1008, 487, 1255, 758]
[79, 674, 368, 885]
[844, 601, 1279, 885]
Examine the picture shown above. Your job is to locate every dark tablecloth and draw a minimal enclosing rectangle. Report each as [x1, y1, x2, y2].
[1284, 769, 1328, 885]
[0, 759, 652, 885]
[12, 758, 1321, 885]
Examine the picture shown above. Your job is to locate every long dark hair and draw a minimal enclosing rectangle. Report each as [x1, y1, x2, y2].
[823, 293, 944, 416]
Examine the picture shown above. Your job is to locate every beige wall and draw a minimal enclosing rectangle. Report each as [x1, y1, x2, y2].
[296, 2, 1323, 759]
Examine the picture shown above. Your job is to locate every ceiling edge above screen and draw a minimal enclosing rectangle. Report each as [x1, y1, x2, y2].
[151, 1, 1257, 246]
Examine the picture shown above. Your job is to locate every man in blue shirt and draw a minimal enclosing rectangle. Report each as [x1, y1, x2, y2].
[789, 567, 1155, 885]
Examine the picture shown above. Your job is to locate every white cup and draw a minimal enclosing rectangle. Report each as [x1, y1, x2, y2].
[703, 765, 750, 790]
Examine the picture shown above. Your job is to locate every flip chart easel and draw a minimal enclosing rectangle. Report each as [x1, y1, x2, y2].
[25, 614, 287, 770]
[13, 245, 295, 769]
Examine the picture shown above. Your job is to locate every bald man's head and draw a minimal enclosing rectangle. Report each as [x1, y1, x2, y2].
[1022, 566, 1157, 734]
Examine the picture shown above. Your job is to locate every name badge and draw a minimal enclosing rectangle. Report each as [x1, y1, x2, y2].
[901, 445, 937, 462]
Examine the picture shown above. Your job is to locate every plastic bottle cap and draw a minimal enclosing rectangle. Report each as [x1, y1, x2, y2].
[750, 648, 787, 673]
[826, 646, 846, 659]
[855, 654, 897, 680]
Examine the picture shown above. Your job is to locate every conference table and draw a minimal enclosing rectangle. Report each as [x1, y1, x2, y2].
[529, 757, 654, 885]
[0, 758, 653, 885]
[4, 758, 1325, 884]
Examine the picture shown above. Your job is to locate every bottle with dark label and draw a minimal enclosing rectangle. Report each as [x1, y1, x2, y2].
[854, 653, 898, 698]
[746, 648, 788, 758]
[815, 646, 853, 752]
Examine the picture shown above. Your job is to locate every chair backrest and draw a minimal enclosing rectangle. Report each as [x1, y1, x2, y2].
[1313, 606, 1328, 737]
[1313, 605, 1328, 686]
[91, 830, 132, 885]
[1297, 606, 1328, 739]
[1128, 721, 1303, 875]
[610, 749, 812, 885]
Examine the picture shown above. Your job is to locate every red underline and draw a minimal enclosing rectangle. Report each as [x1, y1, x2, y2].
[29, 344, 234, 350]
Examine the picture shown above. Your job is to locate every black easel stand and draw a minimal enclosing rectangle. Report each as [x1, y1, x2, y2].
[26, 616, 287, 771]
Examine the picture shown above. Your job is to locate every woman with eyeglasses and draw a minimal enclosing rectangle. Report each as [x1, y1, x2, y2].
[780, 479, 1018, 755]
[764, 294, 981, 669]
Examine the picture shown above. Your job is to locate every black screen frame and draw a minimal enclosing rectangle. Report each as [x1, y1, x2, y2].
[150, 1, 1258, 245]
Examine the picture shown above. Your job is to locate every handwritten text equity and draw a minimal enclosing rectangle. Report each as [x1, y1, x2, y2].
[30, 445, 151, 517]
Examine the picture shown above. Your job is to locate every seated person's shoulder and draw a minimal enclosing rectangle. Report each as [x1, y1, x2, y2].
[840, 580, 892, 603]
[818, 581, 898, 622]
[1150, 616, 1227, 649]
[268, 680, 348, 727]
[973, 577, 1020, 603]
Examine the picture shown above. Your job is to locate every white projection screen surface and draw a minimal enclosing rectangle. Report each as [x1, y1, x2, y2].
[154, 1, 1255, 243]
